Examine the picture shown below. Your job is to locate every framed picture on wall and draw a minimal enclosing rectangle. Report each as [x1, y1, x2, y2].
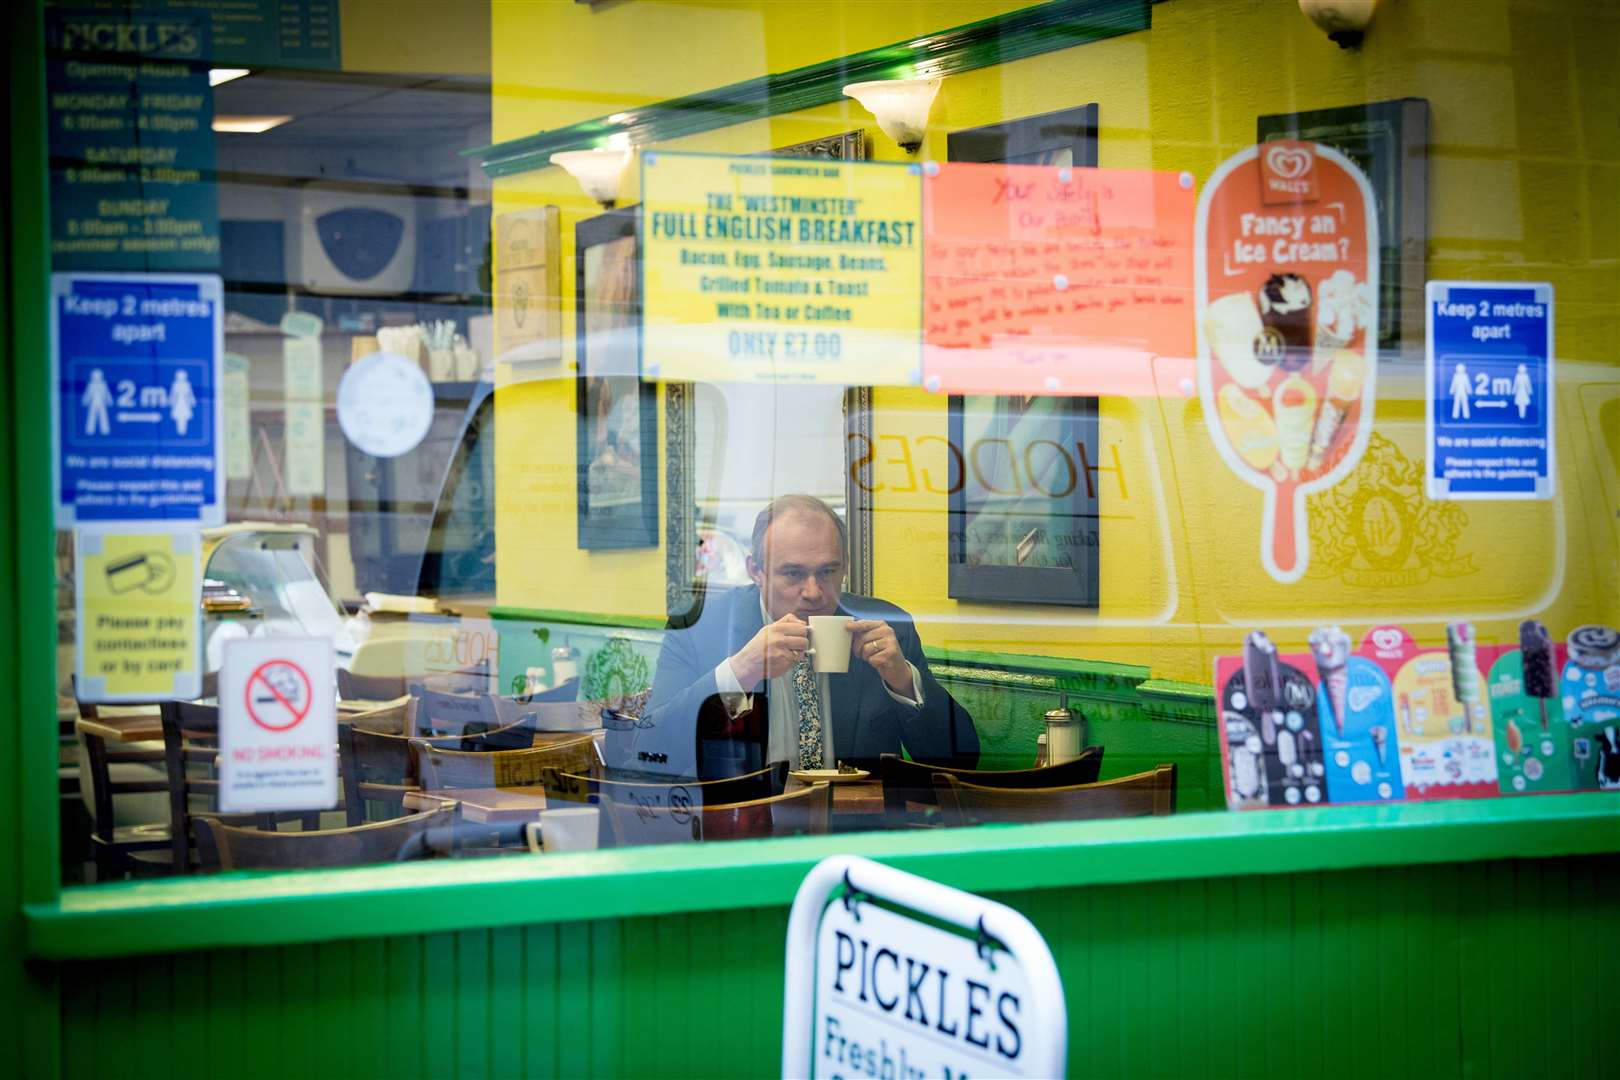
[1258, 98, 1430, 358]
[576, 208, 658, 549]
[946, 104, 1101, 608]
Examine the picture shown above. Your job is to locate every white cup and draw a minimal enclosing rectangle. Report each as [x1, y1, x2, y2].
[808, 615, 854, 674]
[532, 806, 600, 853]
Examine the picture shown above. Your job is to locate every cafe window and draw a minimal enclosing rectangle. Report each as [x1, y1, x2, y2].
[41, 0, 1617, 883]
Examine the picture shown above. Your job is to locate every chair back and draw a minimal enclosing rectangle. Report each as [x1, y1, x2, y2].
[878, 747, 1105, 825]
[599, 780, 829, 846]
[548, 761, 788, 845]
[337, 668, 409, 703]
[340, 724, 422, 824]
[413, 687, 498, 738]
[933, 764, 1176, 827]
[413, 734, 597, 791]
[195, 807, 457, 870]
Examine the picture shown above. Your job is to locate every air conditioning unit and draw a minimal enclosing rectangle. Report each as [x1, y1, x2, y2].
[287, 184, 417, 295]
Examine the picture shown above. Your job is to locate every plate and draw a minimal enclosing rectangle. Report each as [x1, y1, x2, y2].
[790, 768, 871, 784]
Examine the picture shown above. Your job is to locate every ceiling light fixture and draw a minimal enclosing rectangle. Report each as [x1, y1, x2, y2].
[211, 115, 292, 134]
[842, 77, 940, 153]
[550, 147, 631, 208]
[208, 68, 251, 87]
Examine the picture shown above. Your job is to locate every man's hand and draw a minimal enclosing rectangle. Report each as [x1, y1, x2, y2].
[849, 619, 912, 694]
[729, 613, 810, 688]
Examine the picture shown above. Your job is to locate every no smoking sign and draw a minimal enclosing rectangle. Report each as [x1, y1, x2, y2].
[246, 659, 313, 732]
[221, 636, 336, 812]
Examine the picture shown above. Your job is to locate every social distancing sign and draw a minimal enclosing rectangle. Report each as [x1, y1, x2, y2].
[75, 527, 201, 703]
[220, 636, 336, 813]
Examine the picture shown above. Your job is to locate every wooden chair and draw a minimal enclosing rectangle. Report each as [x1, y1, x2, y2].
[337, 668, 410, 703]
[194, 806, 457, 871]
[544, 762, 788, 848]
[877, 747, 1105, 827]
[412, 734, 597, 791]
[599, 781, 830, 846]
[81, 725, 170, 879]
[545, 760, 788, 808]
[933, 764, 1177, 827]
[337, 718, 491, 825]
[159, 700, 323, 873]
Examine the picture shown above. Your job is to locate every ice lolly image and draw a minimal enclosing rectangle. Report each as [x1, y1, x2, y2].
[1446, 621, 1482, 735]
[1305, 349, 1367, 473]
[1308, 626, 1351, 737]
[1519, 619, 1557, 729]
[1205, 292, 1271, 390]
[1242, 631, 1283, 747]
[1273, 374, 1318, 476]
[1369, 725, 1388, 766]
[1217, 383, 1280, 472]
[1506, 718, 1524, 756]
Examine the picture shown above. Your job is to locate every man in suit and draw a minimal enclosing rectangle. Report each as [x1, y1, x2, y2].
[637, 494, 978, 779]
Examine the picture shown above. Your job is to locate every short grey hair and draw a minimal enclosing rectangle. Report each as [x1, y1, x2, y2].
[750, 494, 848, 566]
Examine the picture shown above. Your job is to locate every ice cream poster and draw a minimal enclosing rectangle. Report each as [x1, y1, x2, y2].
[1308, 630, 1403, 804]
[1215, 632, 1328, 810]
[1489, 622, 1620, 794]
[1359, 625, 1500, 801]
[1195, 141, 1379, 583]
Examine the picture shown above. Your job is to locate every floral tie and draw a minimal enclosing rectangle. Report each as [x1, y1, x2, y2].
[791, 656, 824, 769]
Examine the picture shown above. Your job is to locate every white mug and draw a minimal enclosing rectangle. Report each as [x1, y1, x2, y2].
[807, 615, 854, 674]
[531, 806, 600, 853]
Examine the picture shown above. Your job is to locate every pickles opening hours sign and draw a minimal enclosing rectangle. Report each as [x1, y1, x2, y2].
[641, 152, 923, 386]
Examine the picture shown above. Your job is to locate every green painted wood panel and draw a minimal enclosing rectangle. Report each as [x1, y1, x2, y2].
[50, 853, 1618, 1079]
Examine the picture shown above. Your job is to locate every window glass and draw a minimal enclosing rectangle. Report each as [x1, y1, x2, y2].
[41, 0, 1618, 883]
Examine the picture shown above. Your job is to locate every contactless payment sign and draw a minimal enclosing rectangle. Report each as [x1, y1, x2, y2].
[52, 273, 224, 526]
[1425, 281, 1554, 500]
[219, 636, 336, 812]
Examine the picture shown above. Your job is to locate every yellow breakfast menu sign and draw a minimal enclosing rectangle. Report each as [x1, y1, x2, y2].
[641, 152, 923, 386]
[76, 528, 201, 702]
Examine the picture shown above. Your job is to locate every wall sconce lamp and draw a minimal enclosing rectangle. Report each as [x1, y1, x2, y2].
[549, 148, 631, 208]
[1298, 0, 1382, 48]
[842, 77, 940, 153]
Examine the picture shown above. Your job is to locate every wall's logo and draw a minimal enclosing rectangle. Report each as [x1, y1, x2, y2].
[1310, 433, 1475, 588]
[1260, 141, 1319, 203]
[1369, 628, 1405, 654]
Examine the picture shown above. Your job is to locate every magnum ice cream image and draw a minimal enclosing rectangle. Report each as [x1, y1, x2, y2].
[1257, 273, 1312, 370]
[1195, 141, 1378, 583]
[1309, 626, 1351, 736]
[1519, 619, 1557, 729]
[1243, 630, 1283, 746]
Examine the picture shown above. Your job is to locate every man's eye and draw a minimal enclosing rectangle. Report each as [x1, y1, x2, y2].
[781, 570, 806, 583]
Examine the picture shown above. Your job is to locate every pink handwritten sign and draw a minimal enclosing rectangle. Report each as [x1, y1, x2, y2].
[921, 163, 1195, 396]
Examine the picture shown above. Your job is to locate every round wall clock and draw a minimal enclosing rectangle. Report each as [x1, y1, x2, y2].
[336, 350, 434, 458]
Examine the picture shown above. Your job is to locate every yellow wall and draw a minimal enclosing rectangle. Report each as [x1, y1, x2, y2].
[489, 0, 1619, 682]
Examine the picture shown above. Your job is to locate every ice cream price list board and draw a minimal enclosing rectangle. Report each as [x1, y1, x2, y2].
[1215, 622, 1620, 809]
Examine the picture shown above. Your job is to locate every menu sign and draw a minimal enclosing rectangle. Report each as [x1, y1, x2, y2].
[641, 152, 923, 386]
[922, 163, 1195, 396]
[46, 8, 220, 270]
[1195, 141, 1378, 584]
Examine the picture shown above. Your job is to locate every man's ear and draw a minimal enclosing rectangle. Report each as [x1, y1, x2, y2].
[746, 554, 765, 591]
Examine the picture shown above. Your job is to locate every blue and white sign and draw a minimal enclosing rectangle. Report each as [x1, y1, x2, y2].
[1425, 281, 1554, 501]
[52, 273, 225, 526]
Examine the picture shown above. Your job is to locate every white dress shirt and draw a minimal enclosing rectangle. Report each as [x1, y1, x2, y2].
[711, 599, 923, 768]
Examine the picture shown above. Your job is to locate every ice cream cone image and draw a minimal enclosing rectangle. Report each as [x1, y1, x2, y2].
[1369, 725, 1388, 765]
[1311, 270, 1372, 372]
[1273, 375, 1318, 475]
[1305, 349, 1367, 473]
[1308, 626, 1351, 737]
